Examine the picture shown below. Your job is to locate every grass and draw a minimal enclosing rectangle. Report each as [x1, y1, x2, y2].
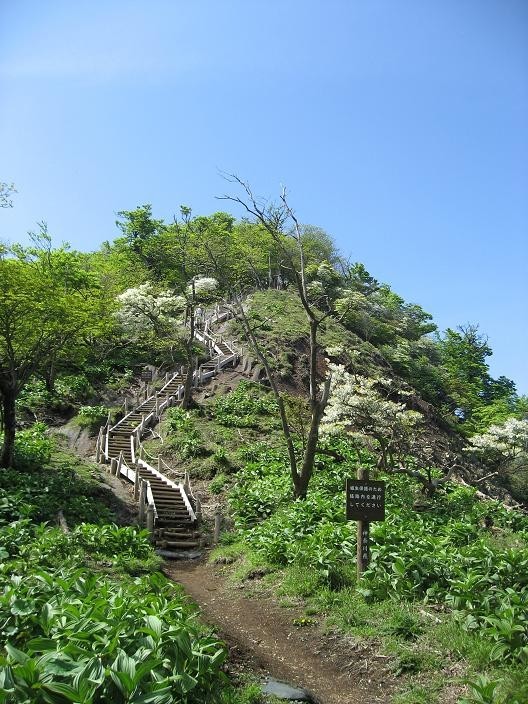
[212, 554, 503, 703]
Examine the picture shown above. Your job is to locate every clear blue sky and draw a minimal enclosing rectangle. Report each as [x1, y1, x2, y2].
[1, 1, 527, 392]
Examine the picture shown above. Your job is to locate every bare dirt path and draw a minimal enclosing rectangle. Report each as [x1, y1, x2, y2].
[165, 559, 395, 704]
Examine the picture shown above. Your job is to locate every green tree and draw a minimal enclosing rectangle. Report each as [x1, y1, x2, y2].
[115, 204, 167, 279]
[0, 229, 101, 468]
[438, 325, 492, 426]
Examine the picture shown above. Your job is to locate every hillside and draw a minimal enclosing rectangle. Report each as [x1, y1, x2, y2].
[1, 202, 527, 704]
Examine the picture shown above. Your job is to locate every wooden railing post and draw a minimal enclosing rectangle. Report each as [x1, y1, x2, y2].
[139, 480, 146, 524]
[134, 465, 140, 500]
[124, 397, 129, 415]
[117, 451, 124, 476]
[110, 457, 117, 476]
[146, 505, 155, 534]
[95, 428, 102, 463]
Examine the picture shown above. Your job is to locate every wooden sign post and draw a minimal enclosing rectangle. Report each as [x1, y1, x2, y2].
[346, 470, 386, 579]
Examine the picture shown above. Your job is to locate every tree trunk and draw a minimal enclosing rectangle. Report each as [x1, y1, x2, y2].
[182, 350, 194, 409]
[0, 386, 16, 469]
[295, 382, 331, 499]
[44, 359, 56, 393]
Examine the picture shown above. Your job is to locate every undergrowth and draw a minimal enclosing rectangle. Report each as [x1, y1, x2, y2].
[0, 425, 272, 704]
[205, 381, 528, 704]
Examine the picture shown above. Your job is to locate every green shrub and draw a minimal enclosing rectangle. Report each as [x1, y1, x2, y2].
[75, 404, 108, 432]
[55, 374, 93, 402]
[214, 381, 277, 428]
[210, 473, 229, 495]
[2, 423, 53, 470]
[0, 569, 227, 703]
[0, 455, 113, 526]
[166, 408, 206, 459]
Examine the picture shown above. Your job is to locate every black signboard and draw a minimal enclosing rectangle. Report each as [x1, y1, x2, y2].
[346, 479, 386, 522]
[140, 369, 153, 381]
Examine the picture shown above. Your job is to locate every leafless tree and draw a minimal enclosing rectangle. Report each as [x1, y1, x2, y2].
[217, 175, 337, 498]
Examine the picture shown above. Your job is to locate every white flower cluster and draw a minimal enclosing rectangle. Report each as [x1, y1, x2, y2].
[321, 364, 422, 441]
[116, 283, 185, 335]
[188, 277, 218, 297]
[466, 418, 528, 458]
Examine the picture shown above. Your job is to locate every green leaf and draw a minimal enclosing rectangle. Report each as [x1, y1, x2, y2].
[43, 682, 79, 701]
[144, 615, 163, 639]
[27, 638, 57, 653]
[5, 643, 30, 665]
[129, 686, 174, 704]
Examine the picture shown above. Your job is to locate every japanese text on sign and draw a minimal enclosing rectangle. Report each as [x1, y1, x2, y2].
[346, 479, 386, 521]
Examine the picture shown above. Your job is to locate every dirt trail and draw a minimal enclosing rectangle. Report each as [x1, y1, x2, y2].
[165, 559, 394, 704]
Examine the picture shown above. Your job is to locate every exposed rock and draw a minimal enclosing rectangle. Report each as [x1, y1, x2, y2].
[262, 678, 317, 702]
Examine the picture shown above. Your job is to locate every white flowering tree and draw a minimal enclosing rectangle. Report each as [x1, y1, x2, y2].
[466, 418, 528, 478]
[116, 283, 185, 336]
[116, 277, 218, 407]
[321, 364, 457, 496]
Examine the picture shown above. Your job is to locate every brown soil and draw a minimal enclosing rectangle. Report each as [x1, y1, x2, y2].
[164, 558, 395, 704]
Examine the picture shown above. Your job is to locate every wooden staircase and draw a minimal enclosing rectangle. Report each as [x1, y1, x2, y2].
[96, 306, 240, 555]
[137, 465, 199, 551]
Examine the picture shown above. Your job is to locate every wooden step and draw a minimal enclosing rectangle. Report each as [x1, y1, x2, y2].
[155, 539, 199, 549]
[156, 529, 199, 538]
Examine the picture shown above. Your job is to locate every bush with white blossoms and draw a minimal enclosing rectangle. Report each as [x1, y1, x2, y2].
[466, 418, 528, 464]
[321, 364, 423, 467]
[189, 276, 218, 297]
[116, 283, 185, 335]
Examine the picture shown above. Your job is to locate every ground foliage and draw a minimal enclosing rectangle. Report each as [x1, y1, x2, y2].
[0, 432, 266, 704]
[211, 383, 528, 704]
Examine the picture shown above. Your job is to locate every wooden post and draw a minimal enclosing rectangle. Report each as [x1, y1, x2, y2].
[155, 394, 160, 417]
[110, 457, 117, 476]
[95, 429, 102, 463]
[195, 495, 202, 522]
[117, 451, 124, 477]
[139, 480, 146, 524]
[213, 510, 222, 545]
[134, 465, 140, 500]
[157, 456, 162, 472]
[357, 467, 370, 579]
[146, 504, 155, 534]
